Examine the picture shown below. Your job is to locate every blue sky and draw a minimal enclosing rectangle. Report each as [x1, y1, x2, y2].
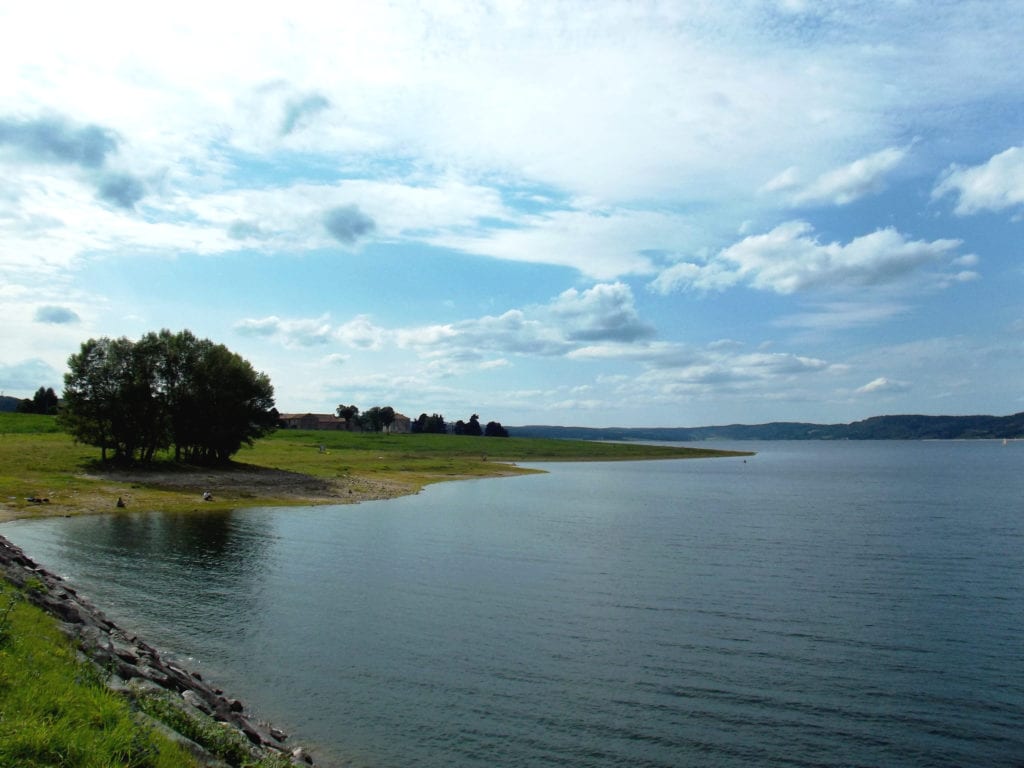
[1, 1, 1022, 427]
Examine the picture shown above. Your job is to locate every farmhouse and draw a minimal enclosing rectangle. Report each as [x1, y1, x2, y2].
[277, 413, 348, 430]
[277, 412, 412, 433]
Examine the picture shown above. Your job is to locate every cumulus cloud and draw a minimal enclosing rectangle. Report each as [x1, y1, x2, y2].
[323, 205, 376, 245]
[856, 376, 910, 395]
[0, 358, 61, 391]
[227, 219, 271, 240]
[236, 283, 653, 362]
[96, 172, 146, 209]
[0, 115, 117, 168]
[568, 340, 834, 407]
[335, 315, 387, 350]
[933, 145, 1024, 215]
[765, 146, 908, 207]
[652, 221, 963, 295]
[0, 115, 150, 212]
[281, 92, 330, 136]
[549, 283, 654, 343]
[235, 315, 334, 346]
[34, 305, 80, 324]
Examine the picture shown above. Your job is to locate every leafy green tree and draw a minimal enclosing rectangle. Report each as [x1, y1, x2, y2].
[360, 406, 382, 432]
[61, 337, 137, 461]
[60, 330, 276, 464]
[336, 404, 359, 429]
[484, 421, 509, 437]
[167, 337, 276, 463]
[16, 386, 59, 415]
[360, 405, 395, 432]
[464, 413, 483, 436]
[412, 413, 447, 433]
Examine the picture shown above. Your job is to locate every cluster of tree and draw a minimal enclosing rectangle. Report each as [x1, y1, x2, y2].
[420, 412, 508, 437]
[61, 330, 277, 464]
[15, 386, 59, 415]
[452, 414, 510, 437]
[411, 412, 447, 434]
[335, 404, 397, 432]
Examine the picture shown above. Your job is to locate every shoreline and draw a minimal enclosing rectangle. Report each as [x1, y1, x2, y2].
[0, 532, 320, 766]
[0, 463, 426, 524]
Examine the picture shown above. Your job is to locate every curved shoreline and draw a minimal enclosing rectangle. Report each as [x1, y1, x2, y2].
[0, 533, 319, 767]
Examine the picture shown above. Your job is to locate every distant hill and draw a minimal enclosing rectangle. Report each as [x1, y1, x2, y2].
[0, 395, 23, 413]
[509, 412, 1024, 441]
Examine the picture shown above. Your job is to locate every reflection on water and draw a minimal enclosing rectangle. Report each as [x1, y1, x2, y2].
[5, 441, 1024, 767]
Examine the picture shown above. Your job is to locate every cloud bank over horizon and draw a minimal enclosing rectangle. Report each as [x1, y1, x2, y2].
[1, 1, 1022, 426]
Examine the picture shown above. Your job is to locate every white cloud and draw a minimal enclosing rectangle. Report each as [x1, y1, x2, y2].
[775, 301, 909, 331]
[652, 221, 964, 295]
[933, 145, 1024, 215]
[429, 208, 690, 280]
[856, 377, 910, 395]
[235, 315, 335, 347]
[238, 282, 654, 363]
[34, 305, 80, 324]
[0, 358, 62, 393]
[764, 146, 909, 207]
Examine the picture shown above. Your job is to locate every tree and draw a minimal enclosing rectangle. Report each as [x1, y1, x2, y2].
[60, 330, 276, 464]
[336, 404, 359, 429]
[359, 405, 396, 433]
[61, 336, 145, 462]
[484, 421, 509, 438]
[464, 414, 483, 436]
[16, 386, 59, 415]
[412, 413, 447, 434]
[170, 338, 276, 463]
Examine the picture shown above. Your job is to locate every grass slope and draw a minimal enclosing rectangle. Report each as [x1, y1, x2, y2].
[0, 581, 199, 768]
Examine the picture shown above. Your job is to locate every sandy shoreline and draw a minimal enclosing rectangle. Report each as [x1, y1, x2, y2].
[0, 463, 420, 523]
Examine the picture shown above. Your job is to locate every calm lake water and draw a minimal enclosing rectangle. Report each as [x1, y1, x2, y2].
[4, 441, 1024, 767]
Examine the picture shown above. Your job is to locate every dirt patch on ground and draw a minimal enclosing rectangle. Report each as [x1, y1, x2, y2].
[96, 464, 413, 503]
[1, 465, 417, 522]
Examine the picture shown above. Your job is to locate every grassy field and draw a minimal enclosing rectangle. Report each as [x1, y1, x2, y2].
[245, 424, 747, 481]
[0, 580, 201, 768]
[0, 412, 750, 520]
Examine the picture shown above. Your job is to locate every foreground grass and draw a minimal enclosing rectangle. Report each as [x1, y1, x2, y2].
[0, 580, 199, 768]
[0, 411, 750, 520]
[0, 579, 294, 767]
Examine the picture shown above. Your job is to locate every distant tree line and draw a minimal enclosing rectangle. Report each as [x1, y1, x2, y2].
[15, 386, 59, 415]
[450, 413, 509, 437]
[412, 412, 447, 434]
[61, 330, 277, 464]
[336, 404, 509, 437]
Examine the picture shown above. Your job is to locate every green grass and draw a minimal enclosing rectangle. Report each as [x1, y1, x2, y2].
[0, 581, 200, 768]
[0, 412, 751, 519]
[0, 412, 66, 434]
[247, 428, 749, 485]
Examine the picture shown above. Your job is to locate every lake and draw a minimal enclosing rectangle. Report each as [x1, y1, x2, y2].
[4, 441, 1024, 766]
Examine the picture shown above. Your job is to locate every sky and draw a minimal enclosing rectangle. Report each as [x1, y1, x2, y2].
[1, 1, 1023, 428]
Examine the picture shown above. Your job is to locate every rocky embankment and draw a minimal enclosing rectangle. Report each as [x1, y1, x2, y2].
[0, 534, 317, 767]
